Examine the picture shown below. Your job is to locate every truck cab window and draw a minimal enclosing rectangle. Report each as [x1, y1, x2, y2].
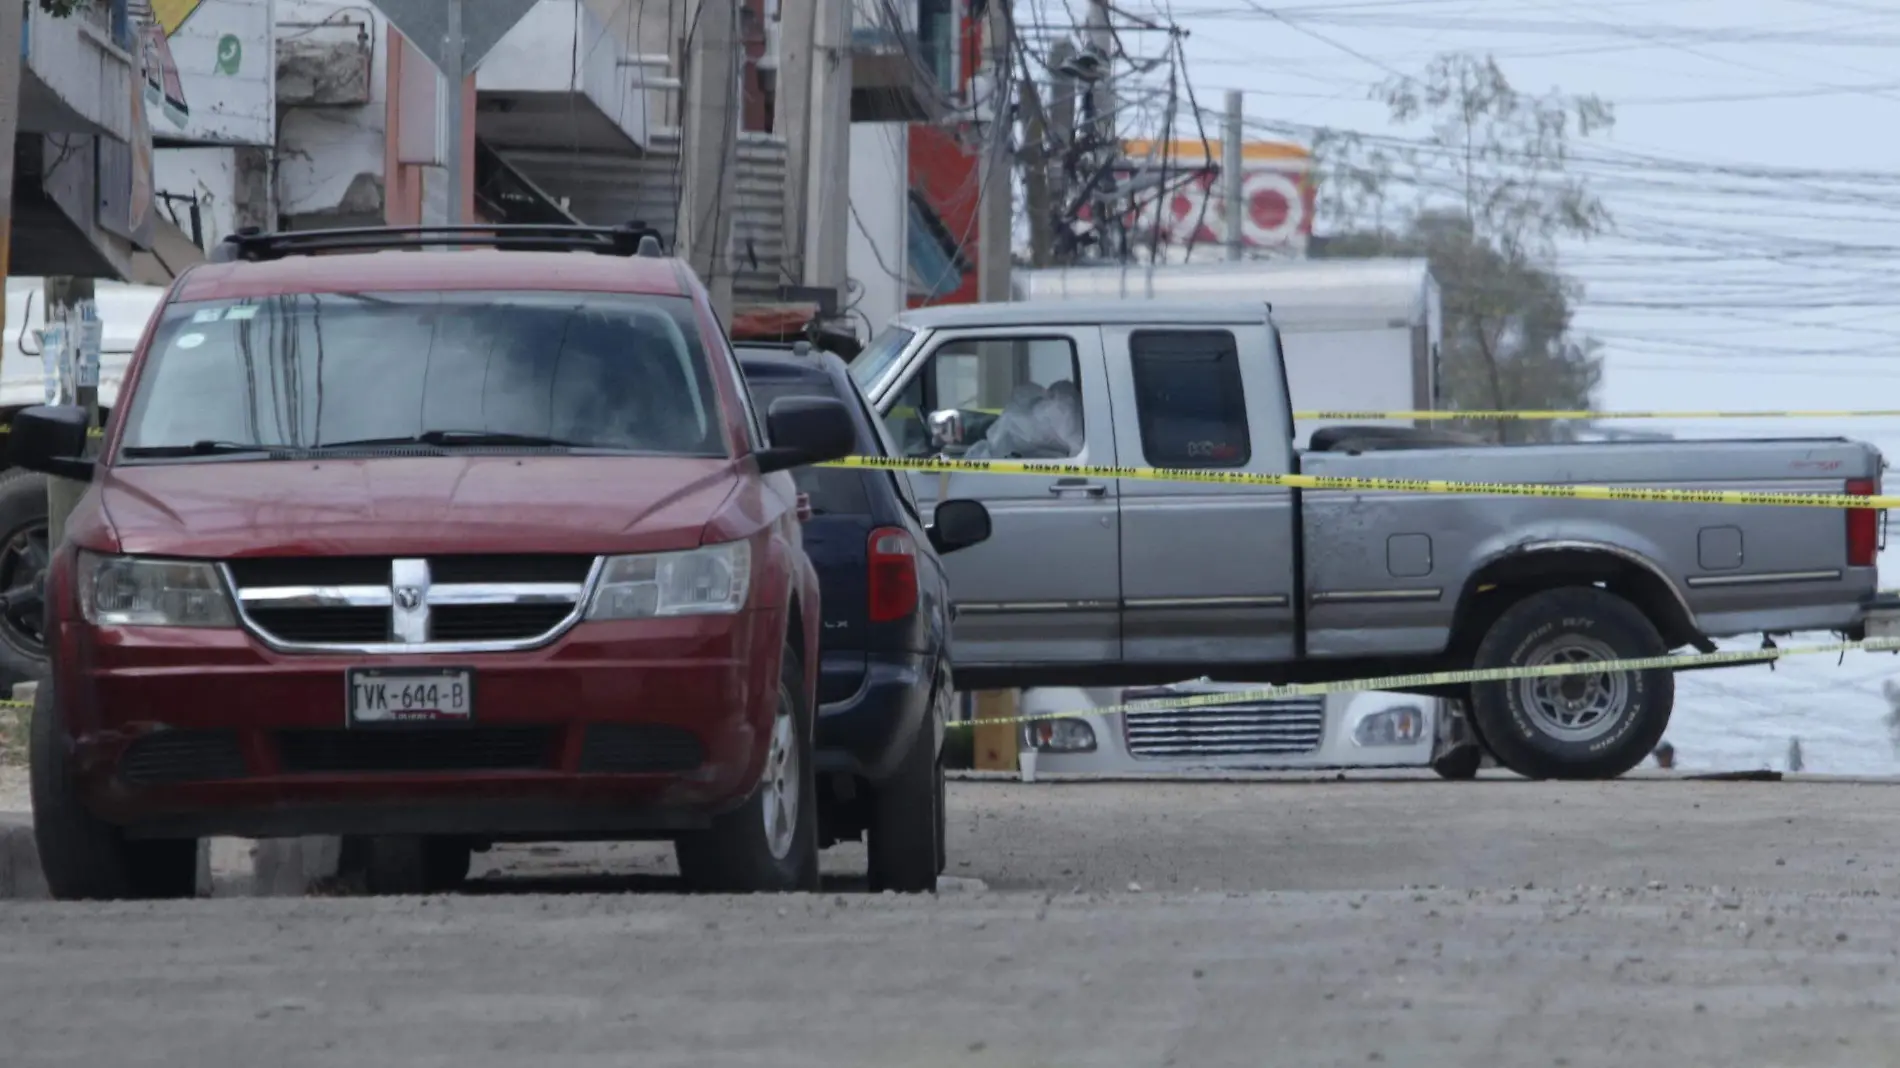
[886, 336, 1084, 460]
[1128, 330, 1251, 468]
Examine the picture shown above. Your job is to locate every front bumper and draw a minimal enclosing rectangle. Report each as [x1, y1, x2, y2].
[54, 611, 783, 840]
[1020, 690, 1438, 775]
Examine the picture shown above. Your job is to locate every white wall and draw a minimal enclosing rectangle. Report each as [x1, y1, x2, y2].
[150, 0, 276, 146]
[275, 0, 388, 219]
[846, 123, 907, 338]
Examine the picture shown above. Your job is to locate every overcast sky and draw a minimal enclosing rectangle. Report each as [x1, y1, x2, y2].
[1090, 0, 1900, 439]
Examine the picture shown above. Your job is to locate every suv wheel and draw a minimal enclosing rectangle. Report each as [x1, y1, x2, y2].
[676, 641, 820, 893]
[30, 679, 199, 900]
[867, 670, 948, 893]
[0, 469, 51, 689]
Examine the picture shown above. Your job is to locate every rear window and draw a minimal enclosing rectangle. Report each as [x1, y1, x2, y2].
[1128, 329, 1251, 468]
[747, 378, 872, 515]
[119, 290, 725, 457]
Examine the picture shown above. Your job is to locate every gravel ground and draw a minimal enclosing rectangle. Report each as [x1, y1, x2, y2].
[3, 776, 1899, 1064]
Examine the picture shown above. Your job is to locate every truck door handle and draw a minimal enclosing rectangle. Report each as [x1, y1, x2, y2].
[1049, 479, 1107, 497]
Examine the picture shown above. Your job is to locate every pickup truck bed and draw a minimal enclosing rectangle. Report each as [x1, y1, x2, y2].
[850, 298, 1887, 779]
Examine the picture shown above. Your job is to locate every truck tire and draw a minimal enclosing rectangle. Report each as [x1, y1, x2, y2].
[0, 469, 51, 689]
[30, 678, 199, 900]
[1468, 586, 1673, 780]
[675, 641, 820, 893]
[866, 670, 948, 893]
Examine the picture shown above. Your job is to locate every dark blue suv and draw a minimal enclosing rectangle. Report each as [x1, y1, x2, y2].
[737, 343, 992, 892]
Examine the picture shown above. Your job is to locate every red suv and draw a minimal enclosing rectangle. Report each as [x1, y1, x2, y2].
[9, 224, 859, 899]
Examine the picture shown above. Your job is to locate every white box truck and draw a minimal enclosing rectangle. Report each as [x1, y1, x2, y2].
[1012, 257, 1442, 446]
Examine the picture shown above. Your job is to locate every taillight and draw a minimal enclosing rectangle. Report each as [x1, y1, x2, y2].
[1848, 477, 1880, 567]
[867, 527, 919, 623]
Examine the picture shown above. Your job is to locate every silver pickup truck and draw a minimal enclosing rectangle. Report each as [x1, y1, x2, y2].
[847, 299, 1890, 780]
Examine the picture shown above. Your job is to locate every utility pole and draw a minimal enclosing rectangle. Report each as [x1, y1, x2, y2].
[677, 0, 741, 320]
[776, 0, 817, 283]
[970, 0, 1019, 774]
[44, 278, 97, 547]
[0, 1, 21, 347]
[1046, 38, 1076, 265]
[1223, 89, 1243, 262]
[975, 0, 1012, 302]
[439, 0, 466, 224]
[779, 0, 850, 300]
[1083, 0, 1117, 260]
[1017, 50, 1057, 267]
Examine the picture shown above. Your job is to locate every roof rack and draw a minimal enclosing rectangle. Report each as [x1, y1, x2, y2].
[208, 221, 669, 264]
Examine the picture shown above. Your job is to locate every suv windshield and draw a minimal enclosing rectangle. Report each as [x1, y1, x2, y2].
[117, 291, 726, 458]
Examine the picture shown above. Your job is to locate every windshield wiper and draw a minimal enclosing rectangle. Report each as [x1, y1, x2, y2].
[315, 430, 582, 449]
[121, 440, 274, 458]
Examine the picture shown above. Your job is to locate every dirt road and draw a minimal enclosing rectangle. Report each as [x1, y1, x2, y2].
[5, 775, 1900, 1066]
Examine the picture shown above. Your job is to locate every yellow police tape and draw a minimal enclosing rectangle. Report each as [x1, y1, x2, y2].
[1297, 409, 1900, 421]
[946, 635, 1900, 731]
[825, 455, 1900, 511]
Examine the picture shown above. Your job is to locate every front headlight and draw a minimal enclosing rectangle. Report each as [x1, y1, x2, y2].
[77, 552, 236, 628]
[1352, 704, 1427, 747]
[1022, 717, 1096, 753]
[585, 540, 752, 621]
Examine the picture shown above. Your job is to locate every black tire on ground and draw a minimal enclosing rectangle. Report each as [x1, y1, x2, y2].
[0, 468, 51, 690]
[1431, 744, 1484, 780]
[346, 835, 472, 895]
[1468, 585, 1674, 781]
[29, 678, 199, 900]
[675, 642, 820, 893]
[867, 671, 948, 893]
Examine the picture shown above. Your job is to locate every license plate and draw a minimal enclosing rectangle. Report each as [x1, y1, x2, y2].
[347, 668, 475, 725]
[1869, 612, 1900, 641]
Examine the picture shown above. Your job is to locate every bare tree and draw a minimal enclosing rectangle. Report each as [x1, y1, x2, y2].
[1313, 53, 1614, 443]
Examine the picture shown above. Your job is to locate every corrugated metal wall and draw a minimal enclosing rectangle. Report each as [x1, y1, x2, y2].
[497, 133, 788, 306]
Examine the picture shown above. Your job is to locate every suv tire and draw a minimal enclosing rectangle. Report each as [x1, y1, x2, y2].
[867, 670, 948, 893]
[1469, 586, 1673, 781]
[676, 641, 820, 893]
[30, 679, 199, 900]
[0, 469, 51, 689]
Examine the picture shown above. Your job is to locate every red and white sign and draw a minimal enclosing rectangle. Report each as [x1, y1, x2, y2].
[1097, 140, 1317, 255]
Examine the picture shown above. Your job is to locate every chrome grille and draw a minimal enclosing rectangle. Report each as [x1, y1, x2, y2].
[1123, 696, 1325, 759]
[226, 555, 601, 653]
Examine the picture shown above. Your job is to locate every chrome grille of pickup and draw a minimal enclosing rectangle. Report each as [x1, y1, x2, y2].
[225, 555, 600, 653]
[1122, 694, 1325, 759]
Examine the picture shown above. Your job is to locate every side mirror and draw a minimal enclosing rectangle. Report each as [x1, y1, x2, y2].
[927, 408, 964, 450]
[8, 405, 93, 482]
[757, 395, 857, 474]
[928, 498, 992, 555]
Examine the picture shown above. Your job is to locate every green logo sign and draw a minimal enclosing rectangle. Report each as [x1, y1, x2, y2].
[215, 34, 241, 75]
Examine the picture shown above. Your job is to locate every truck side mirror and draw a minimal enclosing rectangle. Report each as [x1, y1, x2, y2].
[8, 405, 93, 482]
[928, 408, 964, 450]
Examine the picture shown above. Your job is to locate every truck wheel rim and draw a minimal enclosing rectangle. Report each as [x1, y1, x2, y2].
[761, 694, 799, 861]
[1516, 634, 1628, 742]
